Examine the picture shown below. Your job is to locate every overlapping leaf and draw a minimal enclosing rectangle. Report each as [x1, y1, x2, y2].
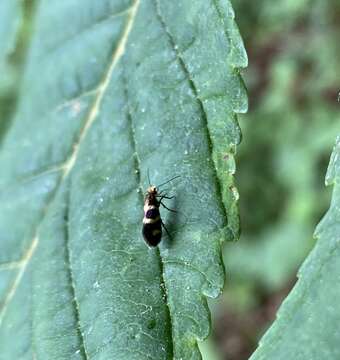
[251, 136, 340, 360]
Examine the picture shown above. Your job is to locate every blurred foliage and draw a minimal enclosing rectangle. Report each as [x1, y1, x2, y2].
[213, 0, 340, 358]
[226, 0, 340, 299]
[0, 0, 35, 142]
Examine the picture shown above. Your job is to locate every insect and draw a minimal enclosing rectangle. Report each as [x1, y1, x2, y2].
[142, 174, 180, 247]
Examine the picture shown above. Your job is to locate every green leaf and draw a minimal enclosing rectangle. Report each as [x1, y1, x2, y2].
[0, 1, 247, 359]
[250, 136, 340, 360]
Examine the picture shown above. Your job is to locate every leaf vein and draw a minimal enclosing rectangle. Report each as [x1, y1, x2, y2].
[45, 5, 135, 58]
[0, 0, 140, 332]
[154, 0, 229, 226]
[61, 0, 140, 180]
[122, 59, 174, 358]
[0, 260, 24, 271]
[0, 236, 38, 326]
[64, 186, 89, 360]
[163, 259, 216, 290]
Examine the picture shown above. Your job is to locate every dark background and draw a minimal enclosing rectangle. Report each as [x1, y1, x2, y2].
[200, 0, 340, 359]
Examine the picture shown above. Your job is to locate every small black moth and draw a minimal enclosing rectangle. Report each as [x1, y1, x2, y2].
[142, 175, 179, 247]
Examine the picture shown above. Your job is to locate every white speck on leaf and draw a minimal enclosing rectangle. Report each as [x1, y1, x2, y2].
[70, 100, 83, 117]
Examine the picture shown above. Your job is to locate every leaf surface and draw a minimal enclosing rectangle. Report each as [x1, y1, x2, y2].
[0, 1, 246, 359]
[250, 136, 340, 360]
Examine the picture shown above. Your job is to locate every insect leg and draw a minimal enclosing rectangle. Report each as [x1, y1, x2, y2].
[160, 201, 177, 213]
[161, 219, 173, 241]
[157, 194, 174, 200]
[147, 168, 151, 187]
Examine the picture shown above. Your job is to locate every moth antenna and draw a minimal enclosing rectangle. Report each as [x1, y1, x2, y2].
[157, 175, 181, 189]
[147, 168, 151, 187]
